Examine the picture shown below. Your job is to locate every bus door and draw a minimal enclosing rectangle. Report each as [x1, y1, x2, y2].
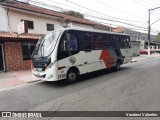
[57, 30, 80, 75]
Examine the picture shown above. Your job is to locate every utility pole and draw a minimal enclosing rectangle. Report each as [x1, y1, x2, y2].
[110, 23, 112, 32]
[148, 7, 160, 58]
[148, 9, 151, 57]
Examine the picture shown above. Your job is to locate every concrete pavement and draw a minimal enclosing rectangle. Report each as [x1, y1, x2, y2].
[0, 53, 159, 92]
[0, 54, 159, 120]
[27, 54, 160, 120]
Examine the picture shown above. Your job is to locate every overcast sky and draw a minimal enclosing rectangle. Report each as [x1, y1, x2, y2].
[29, 0, 160, 35]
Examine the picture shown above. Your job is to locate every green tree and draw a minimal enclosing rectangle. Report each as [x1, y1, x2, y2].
[63, 10, 84, 18]
[156, 32, 160, 42]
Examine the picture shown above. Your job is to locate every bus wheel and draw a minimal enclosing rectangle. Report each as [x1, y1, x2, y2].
[115, 61, 121, 70]
[67, 70, 78, 83]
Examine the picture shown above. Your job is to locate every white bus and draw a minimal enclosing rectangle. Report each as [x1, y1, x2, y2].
[31, 28, 132, 82]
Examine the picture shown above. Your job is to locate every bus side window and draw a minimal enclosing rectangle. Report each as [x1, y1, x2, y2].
[59, 32, 68, 51]
[108, 34, 114, 48]
[118, 35, 123, 48]
[124, 37, 131, 47]
[83, 32, 92, 50]
[105, 34, 109, 48]
[57, 31, 70, 60]
[59, 30, 79, 52]
[68, 31, 78, 51]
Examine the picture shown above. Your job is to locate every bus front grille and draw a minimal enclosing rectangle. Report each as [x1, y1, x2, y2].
[32, 62, 46, 71]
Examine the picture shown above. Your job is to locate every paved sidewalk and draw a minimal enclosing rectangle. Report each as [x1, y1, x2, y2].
[132, 53, 160, 62]
[0, 53, 159, 92]
[0, 70, 39, 92]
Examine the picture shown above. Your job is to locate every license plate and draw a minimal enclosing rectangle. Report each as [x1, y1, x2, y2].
[35, 68, 42, 72]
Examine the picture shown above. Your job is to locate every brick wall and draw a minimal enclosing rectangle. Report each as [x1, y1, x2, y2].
[4, 42, 31, 71]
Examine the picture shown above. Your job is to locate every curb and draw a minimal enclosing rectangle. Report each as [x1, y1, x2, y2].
[27, 79, 40, 83]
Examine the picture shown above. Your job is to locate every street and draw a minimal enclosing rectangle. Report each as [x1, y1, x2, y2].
[0, 57, 160, 120]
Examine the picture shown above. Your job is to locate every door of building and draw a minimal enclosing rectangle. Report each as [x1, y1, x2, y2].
[0, 44, 4, 71]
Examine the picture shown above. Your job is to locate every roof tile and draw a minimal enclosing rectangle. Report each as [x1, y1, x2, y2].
[0, 2, 109, 29]
[0, 32, 42, 40]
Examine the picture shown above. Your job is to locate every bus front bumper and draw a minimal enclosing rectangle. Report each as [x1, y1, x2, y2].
[32, 70, 58, 81]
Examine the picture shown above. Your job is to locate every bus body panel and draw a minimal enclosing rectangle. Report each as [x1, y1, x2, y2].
[57, 49, 121, 80]
[120, 48, 132, 64]
[31, 28, 132, 81]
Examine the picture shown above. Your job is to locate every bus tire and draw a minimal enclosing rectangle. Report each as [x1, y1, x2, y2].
[115, 60, 121, 70]
[66, 68, 79, 83]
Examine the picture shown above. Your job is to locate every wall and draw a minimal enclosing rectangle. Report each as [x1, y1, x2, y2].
[139, 40, 145, 50]
[0, 7, 9, 31]
[127, 30, 156, 42]
[4, 42, 31, 71]
[131, 41, 140, 56]
[8, 10, 62, 34]
[70, 22, 94, 29]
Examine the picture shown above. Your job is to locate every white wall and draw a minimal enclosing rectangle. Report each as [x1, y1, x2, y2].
[70, 22, 93, 29]
[139, 40, 145, 50]
[131, 41, 140, 56]
[0, 7, 9, 32]
[8, 10, 62, 34]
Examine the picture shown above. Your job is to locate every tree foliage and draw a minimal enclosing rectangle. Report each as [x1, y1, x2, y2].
[156, 32, 160, 42]
[63, 10, 84, 18]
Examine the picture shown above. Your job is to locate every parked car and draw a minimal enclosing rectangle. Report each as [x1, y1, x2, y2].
[140, 49, 153, 55]
[140, 50, 148, 55]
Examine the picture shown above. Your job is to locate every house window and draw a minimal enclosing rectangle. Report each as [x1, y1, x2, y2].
[21, 19, 34, 29]
[47, 23, 54, 31]
[22, 42, 36, 60]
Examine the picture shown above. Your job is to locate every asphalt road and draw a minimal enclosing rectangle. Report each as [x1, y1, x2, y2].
[0, 57, 160, 119]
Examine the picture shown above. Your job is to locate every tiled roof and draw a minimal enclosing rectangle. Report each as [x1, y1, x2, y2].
[0, 32, 42, 40]
[112, 27, 126, 33]
[0, 2, 110, 29]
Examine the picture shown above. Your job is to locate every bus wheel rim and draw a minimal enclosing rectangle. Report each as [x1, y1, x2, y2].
[68, 72, 76, 81]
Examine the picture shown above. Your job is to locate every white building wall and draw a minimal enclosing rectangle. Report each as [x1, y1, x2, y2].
[131, 41, 140, 56]
[8, 10, 62, 34]
[0, 7, 9, 32]
[139, 40, 145, 50]
[70, 22, 93, 29]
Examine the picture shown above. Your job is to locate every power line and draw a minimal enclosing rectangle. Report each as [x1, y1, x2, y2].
[85, 14, 147, 29]
[94, 0, 147, 21]
[151, 0, 160, 5]
[132, 0, 153, 8]
[131, 0, 159, 15]
[65, 0, 146, 23]
[46, 0, 94, 14]
[35, 0, 148, 28]
[151, 18, 160, 25]
[29, 0, 158, 34]
[30, 0, 63, 11]
[140, 0, 158, 8]
[92, 19, 149, 32]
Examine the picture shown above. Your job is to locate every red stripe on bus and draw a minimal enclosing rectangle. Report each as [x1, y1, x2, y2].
[99, 50, 114, 68]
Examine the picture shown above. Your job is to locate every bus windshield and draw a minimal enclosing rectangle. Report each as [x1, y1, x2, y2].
[32, 31, 61, 59]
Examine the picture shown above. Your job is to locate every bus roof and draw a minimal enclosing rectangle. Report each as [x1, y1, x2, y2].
[53, 27, 130, 36]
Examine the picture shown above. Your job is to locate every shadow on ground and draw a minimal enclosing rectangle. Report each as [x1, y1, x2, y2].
[37, 67, 130, 87]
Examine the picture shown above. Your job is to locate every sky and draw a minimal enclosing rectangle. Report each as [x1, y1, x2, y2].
[28, 0, 160, 35]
